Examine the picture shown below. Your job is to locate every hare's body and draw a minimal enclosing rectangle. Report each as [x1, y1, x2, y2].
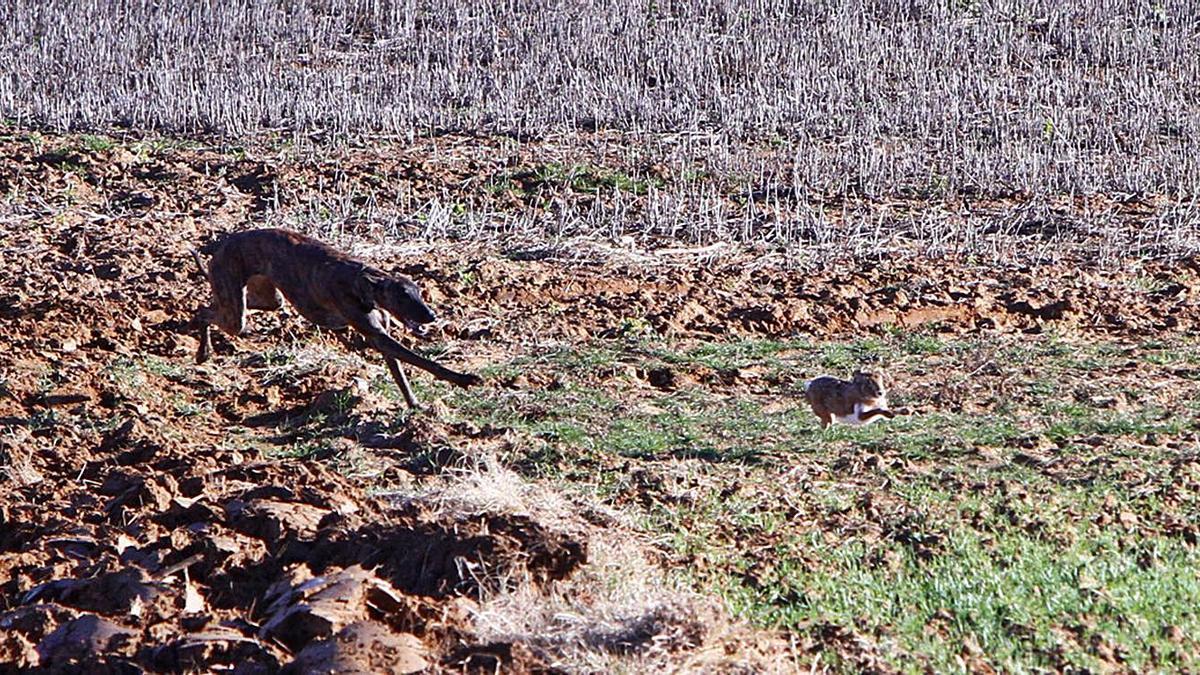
[830, 398, 889, 426]
[804, 372, 894, 429]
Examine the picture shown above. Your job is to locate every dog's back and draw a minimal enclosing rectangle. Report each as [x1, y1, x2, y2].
[215, 228, 351, 270]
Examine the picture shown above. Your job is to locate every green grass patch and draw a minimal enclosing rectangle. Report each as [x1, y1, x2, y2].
[384, 331, 1200, 669]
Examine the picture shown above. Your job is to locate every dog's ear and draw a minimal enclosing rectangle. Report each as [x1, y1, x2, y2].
[354, 268, 387, 307]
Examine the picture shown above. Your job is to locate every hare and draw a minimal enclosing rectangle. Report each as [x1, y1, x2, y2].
[804, 371, 895, 429]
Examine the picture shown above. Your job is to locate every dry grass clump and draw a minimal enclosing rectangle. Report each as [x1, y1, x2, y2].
[384, 455, 797, 672]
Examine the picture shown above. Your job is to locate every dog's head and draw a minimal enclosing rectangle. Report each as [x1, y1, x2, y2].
[365, 271, 437, 335]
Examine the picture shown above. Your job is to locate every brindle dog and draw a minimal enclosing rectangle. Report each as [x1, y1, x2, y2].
[193, 228, 482, 408]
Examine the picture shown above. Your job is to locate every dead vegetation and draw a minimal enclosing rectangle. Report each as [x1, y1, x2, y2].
[2, 1, 1199, 257]
[3, 1, 1198, 196]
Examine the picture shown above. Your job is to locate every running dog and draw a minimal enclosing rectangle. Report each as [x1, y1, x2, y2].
[193, 228, 482, 408]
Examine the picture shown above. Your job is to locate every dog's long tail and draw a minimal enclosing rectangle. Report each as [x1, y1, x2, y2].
[190, 249, 209, 281]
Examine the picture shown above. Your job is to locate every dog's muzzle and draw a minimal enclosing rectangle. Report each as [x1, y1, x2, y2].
[402, 317, 433, 337]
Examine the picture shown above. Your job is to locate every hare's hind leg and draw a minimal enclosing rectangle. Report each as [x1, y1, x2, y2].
[809, 403, 832, 429]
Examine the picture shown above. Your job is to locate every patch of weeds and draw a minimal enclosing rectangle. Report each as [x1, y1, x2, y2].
[899, 331, 945, 355]
[961, 416, 1025, 447]
[455, 266, 480, 288]
[511, 162, 663, 196]
[28, 409, 60, 433]
[368, 372, 420, 405]
[815, 338, 888, 371]
[140, 356, 184, 379]
[327, 389, 358, 416]
[265, 440, 331, 460]
[1126, 274, 1170, 294]
[1041, 403, 1184, 446]
[541, 342, 631, 375]
[720, 527, 1200, 672]
[1027, 378, 1059, 398]
[606, 414, 709, 460]
[33, 368, 59, 398]
[24, 132, 45, 154]
[253, 346, 295, 368]
[1141, 339, 1200, 367]
[172, 395, 213, 418]
[613, 316, 655, 339]
[659, 339, 800, 370]
[483, 176, 527, 198]
[476, 360, 526, 380]
[531, 419, 589, 446]
[508, 442, 571, 477]
[79, 134, 115, 153]
[248, 343, 359, 386]
[850, 413, 965, 461]
[105, 356, 147, 397]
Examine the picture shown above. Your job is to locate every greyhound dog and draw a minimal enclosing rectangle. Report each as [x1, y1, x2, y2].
[193, 228, 482, 408]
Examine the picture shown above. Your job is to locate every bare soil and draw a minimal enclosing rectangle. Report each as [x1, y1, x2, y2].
[2, 134, 1199, 672]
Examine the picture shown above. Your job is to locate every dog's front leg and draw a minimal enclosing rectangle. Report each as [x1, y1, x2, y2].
[325, 328, 418, 408]
[335, 301, 483, 388]
[384, 356, 420, 409]
[367, 333, 482, 388]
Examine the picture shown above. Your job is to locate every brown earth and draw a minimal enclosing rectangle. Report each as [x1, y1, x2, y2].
[1, 134, 1199, 672]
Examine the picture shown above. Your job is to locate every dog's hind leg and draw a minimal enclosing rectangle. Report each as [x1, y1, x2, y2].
[195, 306, 215, 364]
[244, 275, 285, 311]
[195, 250, 248, 364]
[208, 254, 247, 337]
[192, 249, 218, 363]
[190, 249, 209, 280]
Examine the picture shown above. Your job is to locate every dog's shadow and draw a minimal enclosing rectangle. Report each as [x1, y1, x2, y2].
[241, 386, 368, 449]
[241, 391, 472, 476]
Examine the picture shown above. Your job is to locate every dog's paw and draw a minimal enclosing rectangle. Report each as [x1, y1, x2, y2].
[456, 373, 484, 388]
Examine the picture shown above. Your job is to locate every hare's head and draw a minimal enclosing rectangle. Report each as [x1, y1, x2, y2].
[851, 370, 886, 399]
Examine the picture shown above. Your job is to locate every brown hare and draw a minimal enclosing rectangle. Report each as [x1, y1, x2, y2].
[804, 370, 895, 429]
